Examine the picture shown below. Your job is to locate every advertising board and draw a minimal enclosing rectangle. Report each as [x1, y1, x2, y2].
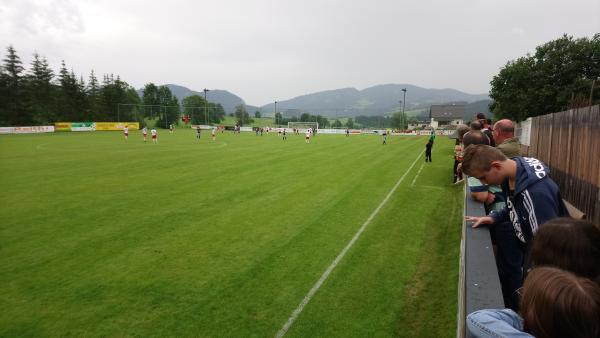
[71, 122, 96, 132]
[13, 126, 55, 133]
[55, 122, 72, 131]
[95, 122, 139, 131]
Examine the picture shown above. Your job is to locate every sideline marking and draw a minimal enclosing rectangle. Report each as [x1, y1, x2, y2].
[275, 149, 425, 338]
[410, 163, 425, 187]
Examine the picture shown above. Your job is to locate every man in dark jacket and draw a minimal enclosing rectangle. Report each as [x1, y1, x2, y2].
[425, 140, 433, 162]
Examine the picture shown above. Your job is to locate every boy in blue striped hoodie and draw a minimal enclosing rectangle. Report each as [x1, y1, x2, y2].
[462, 145, 569, 267]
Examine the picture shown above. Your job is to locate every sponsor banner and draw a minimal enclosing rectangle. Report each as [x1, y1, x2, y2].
[317, 128, 352, 134]
[414, 130, 451, 136]
[0, 127, 14, 134]
[191, 125, 213, 130]
[55, 122, 72, 131]
[240, 127, 253, 132]
[71, 122, 96, 132]
[94, 123, 114, 130]
[95, 122, 139, 131]
[13, 126, 55, 134]
[125, 122, 139, 130]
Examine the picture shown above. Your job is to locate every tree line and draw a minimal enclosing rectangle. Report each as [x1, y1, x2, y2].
[274, 111, 331, 128]
[490, 34, 600, 121]
[0, 46, 225, 128]
[269, 112, 420, 129]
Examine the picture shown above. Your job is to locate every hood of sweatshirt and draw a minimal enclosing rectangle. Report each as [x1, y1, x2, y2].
[513, 157, 551, 195]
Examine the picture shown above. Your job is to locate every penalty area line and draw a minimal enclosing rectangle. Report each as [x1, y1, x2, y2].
[274, 149, 425, 338]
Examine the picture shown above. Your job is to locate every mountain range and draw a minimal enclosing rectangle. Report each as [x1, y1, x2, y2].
[137, 84, 490, 118]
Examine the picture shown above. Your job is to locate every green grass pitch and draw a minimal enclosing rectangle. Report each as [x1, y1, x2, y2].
[0, 130, 462, 337]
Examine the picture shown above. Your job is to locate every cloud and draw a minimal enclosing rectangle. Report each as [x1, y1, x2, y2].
[511, 27, 525, 36]
[0, 0, 84, 37]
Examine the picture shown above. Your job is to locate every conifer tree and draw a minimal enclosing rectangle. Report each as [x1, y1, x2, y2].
[26, 52, 56, 123]
[0, 46, 27, 125]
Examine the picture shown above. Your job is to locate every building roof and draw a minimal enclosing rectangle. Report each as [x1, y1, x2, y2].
[430, 104, 465, 121]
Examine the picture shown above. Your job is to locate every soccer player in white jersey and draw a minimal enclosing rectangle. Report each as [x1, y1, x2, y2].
[123, 126, 129, 140]
[305, 129, 311, 143]
[142, 126, 148, 142]
[211, 128, 216, 141]
[151, 128, 157, 143]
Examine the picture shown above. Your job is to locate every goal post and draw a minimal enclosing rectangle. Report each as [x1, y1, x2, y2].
[287, 121, 319, 131]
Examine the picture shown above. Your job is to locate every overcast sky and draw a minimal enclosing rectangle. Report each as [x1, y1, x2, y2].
[1, 0, 598, 106]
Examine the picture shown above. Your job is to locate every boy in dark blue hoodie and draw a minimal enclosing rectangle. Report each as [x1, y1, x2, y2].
[462, 145, 569, 263]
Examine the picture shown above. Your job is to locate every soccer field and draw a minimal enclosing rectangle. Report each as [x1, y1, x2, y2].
[0, 130, 462, 337]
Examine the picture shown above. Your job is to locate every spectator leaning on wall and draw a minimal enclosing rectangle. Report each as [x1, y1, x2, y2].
[462, 145, 570, 271]
[463, 131, 523, 311]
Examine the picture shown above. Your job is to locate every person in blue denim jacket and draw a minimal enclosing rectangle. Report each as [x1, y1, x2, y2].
[467, 308, 532, 338]
[467, 267, 600, 338]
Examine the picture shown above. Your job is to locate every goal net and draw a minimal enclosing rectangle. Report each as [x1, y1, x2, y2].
[288, 121, 319, 131]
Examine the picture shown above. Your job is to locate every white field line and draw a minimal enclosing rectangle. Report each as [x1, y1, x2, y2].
[410, 163, 425, 187]
[275, 149, 425, 338]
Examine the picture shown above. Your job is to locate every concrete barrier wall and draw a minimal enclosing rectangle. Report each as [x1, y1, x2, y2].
[458, 179, 505, 338]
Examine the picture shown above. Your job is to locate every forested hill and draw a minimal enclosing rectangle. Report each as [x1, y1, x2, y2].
[258, 84, 489, 117]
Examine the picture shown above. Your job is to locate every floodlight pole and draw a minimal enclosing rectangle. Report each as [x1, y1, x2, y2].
[203, 88, 209, 125]
[274, 101, 277, 125]
[402, 88, 407, 129]
[164, 106, 168, 129]
[399, 100, 403, 130]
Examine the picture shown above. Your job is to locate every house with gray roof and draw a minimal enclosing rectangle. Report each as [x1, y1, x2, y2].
[429, 103, 465, 129]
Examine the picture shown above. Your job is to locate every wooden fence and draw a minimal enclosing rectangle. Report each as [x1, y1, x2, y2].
[520, 105, 600, 225]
